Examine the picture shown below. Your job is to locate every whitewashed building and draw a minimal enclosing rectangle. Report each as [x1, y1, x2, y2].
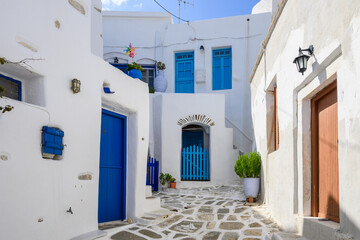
[250, 0, 360, 239]
[102, 10, 271, 187]
[0, 0, 154, 239]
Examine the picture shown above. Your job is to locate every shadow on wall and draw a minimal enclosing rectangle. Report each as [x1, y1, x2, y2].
[301, 195, 358, 239]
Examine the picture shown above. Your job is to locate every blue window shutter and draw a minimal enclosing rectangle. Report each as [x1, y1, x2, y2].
[212, 48, 232, 90]
[42, 126, 64, 157]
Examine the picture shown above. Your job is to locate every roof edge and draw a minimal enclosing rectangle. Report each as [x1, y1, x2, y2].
[248, 0, 288, 83]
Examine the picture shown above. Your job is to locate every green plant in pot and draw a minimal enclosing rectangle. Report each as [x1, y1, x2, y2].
[234, 152, 261, 200]
[169, 177, 176, 189]
[126, 62, 143, 80]
[154, 61, 167, 92]
[159, 173, 172, 190]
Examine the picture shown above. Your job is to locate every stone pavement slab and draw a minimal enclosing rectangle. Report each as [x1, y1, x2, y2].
[99, 185, 285, 240]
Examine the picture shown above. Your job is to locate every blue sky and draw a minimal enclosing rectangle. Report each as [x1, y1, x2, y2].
[101, 0, 261, 22]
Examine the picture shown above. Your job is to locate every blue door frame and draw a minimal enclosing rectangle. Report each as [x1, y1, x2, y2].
[98, 109, 127, 223]
[175, 52, 194, 93]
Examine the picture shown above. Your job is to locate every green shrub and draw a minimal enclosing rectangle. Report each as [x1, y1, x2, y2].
[126, 62, 143, 71]
[156, 61, 166, 70]
[234, 152, 261, 178]
[159, 172, 173, 186]
[149, 87, 155, 93]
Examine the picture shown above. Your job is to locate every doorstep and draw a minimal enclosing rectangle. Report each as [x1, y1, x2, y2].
[298, 217, 339, 240]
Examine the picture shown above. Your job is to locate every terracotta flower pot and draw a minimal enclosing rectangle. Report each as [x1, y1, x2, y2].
[170, 182, 176, 188]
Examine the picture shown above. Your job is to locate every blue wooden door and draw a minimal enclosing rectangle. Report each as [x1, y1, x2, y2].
[213, 48, 232, 90]
[98, 109, 127, 223]
[175, 52, 194, 93]
[182, 130, 204, 148]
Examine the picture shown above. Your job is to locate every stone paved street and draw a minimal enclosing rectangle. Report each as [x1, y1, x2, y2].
[99, 186, 282, 240]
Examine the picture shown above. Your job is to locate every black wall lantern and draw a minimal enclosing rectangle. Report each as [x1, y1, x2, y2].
[200, 45, 204, 51]
[114, 57, 119, 64]
[293, 45, 314, 75]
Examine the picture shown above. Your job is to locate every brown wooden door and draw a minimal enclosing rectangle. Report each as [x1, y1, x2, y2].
[311, 81, 339, 222]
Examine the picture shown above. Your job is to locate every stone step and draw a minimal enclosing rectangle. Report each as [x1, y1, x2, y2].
[136, 208, 173, 225]
[70, 230, 107, 240]
[145, 185, 152, 198]
[143, 196, 161, 213]
[265, 232, 302, 240]
[299, 217, 340, 240]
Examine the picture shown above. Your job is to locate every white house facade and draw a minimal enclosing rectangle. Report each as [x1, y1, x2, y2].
[0, 0, 152, 239]
[102, 11, 272, 187]
[250, 0, 360, 239]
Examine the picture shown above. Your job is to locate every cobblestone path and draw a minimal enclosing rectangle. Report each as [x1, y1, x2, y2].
[100, 186, 281, 240]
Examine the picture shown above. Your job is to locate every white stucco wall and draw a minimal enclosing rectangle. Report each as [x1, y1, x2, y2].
[252, 0, 281, 19]
[102, 12, 272, 154]
[150, 93, 239, 187]
[250, 0, 360, 238]
[102, 11, 172, 64]
[0, 1, 149, 239]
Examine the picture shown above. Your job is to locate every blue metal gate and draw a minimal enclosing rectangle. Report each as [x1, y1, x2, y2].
[98, 109, 127, 223]
[146, 157, 159, 191]
[181, 145, 209, 180]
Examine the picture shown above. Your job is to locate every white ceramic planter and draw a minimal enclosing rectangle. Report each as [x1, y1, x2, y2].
[154, 70, 167, 92]
[243, 178, 260, 198]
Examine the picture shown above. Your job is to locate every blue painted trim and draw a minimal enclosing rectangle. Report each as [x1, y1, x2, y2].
[103, 87, 115, 94]
[111, 63, 127, 73]
[111, 63, 157, 76]
[101, 109, 127, 220]
[0, 74, 22, 101]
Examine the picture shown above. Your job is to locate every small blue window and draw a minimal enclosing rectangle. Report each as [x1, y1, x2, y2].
[42, 126, 64, 158]
[212, 48, 232, 90]
[0, 74, 22, 101]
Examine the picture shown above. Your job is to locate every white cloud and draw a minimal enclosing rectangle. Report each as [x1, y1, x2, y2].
[101, 0, 128, 6]
[134, 3, 143, 8]
[112, 0, 128, 6]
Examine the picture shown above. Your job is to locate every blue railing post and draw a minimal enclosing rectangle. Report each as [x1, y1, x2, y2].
[154, 160, 159, 191]
[146, 156, 160, 191]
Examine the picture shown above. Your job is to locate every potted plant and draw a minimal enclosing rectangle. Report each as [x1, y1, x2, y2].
[126, 62, 143, 80]
[124, 43, 143, 80]
[154, 61, 167, 92]
[234, 152, 261, 201]
[169, 177, 176, 189]
[159, 173, 172, 190]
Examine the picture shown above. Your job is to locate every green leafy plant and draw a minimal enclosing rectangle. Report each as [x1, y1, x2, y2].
[149, 87, 155, 93]
[156, 61, 166, 70]
[126, 62, 143, 71]
[0, 70, 13, 113]
[159, 172, 173, 186]
[170, 177, 176, 182]
[234, 152, 261, 178]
